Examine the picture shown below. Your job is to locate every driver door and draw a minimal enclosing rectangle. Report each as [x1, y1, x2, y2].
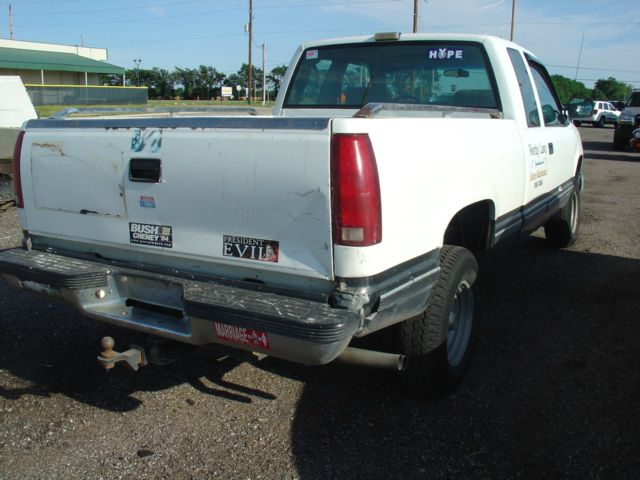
[528, 59, 580, 193]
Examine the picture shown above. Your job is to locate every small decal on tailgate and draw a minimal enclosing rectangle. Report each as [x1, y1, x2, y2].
[139, 195, 156, 208]
[130, 222, 173, 248]
[214, 322, 271, 350]
[223, 235, 279, 263]
[131, 128, 162, 153]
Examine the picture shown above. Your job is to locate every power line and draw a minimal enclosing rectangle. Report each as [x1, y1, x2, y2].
[107, 25, 400, 46]
[9, 7, 243, 27]
[0, 0, 83, 5]
[2, 0, 206, 16]
[108, 32, 244, 45]
[576, 78, 639, 83]
[6, 0, 402, 26]
[548, 64, 640, 75]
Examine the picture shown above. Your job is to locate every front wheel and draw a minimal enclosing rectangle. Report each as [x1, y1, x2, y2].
[398, 245, 479, 396]
[544, 181, 581, 248]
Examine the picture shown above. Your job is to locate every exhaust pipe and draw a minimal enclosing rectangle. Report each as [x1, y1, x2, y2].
[335, 347, 407, 371]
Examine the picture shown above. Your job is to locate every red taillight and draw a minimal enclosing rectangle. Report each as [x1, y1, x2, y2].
[12, 130, 25, 208]
[331, 134, 382, 246]
[592, 109, 598, 115]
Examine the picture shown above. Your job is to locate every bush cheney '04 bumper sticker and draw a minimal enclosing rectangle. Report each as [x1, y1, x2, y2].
[130, 223, 173, 248]
[223, 235, 279, 262]
[214, 322, 271, 351]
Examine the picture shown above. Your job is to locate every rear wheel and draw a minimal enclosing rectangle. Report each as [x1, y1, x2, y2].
[544, 181, 581, 248]
[573, 120, 582, 127]
[596, 116, 606, 128]
[613, 135, 627, 151]
[398, 245, 478, 396]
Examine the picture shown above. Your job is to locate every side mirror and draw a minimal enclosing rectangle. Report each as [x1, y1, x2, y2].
[559, 106, 570, 125]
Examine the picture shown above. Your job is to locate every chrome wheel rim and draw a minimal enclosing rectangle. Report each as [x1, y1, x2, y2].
[570, 191, 579, 234]
[446, 281, 474, 367]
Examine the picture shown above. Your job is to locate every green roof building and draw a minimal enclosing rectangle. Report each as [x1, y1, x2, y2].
[0, 39, 125, 86]
[0, 39, 146, 106]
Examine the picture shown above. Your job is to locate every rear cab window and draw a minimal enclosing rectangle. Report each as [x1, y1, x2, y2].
[284, 42, 501, 110]
[507, 48, 566, 127]
[528, 60, 565, 127]
[507, 48, 539, 127]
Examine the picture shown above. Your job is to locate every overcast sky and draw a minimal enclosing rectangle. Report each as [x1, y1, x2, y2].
[2, 0, 639, 88]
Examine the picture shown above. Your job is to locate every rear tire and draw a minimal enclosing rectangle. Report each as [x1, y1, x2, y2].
[613, 136, 627, 151]
[544, 180, 581, 248]
[596, 116, 606, 128]
[573, 120, 582, 127]
[398, 245, 478, 397]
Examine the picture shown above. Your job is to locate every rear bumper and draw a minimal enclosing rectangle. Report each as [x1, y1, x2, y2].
[0, 248, 360, 365]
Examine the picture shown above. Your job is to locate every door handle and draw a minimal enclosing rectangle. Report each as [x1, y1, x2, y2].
[130, 158, 161, 183]
[548, 142, 554, 155]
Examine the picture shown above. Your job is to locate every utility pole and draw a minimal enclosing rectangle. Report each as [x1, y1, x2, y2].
[262, 42, 266, 106]
[510, 0, 516, 41]
[412, 0, 418, 33]
[9, 4, 14, 40]
[247, 0, 253, 104]
[133, 59, 141, 87]
[574, 31, 585, 81]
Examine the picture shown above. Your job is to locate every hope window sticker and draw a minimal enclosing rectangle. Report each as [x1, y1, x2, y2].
[427, 47, 465, 60]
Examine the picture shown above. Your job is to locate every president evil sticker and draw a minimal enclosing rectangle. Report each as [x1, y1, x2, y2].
[130, 222, 173, 248]
[223, 235, 279, 263]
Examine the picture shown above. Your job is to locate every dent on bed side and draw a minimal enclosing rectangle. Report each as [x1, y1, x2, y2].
[30, 143, 127, 217]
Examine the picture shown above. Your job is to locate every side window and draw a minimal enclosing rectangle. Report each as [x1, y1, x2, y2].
[529, 61, 564, 127]
[507, 48, 539, 127]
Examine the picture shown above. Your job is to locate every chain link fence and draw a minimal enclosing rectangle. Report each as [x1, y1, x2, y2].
[25, 85, 148, 106]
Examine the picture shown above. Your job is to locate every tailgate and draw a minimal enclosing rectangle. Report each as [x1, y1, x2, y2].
[19, 117, 335, 280]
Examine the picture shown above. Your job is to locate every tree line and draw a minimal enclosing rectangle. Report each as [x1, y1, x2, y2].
[106, 63, 632, 105]
[551, 75, 633, 105]
[105, 64, 288, 101]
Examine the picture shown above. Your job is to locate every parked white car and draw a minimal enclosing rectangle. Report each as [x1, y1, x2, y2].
[569, 99, 620, 127]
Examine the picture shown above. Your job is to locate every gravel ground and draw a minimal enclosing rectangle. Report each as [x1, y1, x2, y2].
[0, 125, 639, 479]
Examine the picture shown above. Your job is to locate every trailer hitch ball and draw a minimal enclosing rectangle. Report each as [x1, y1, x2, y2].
[97, 336, 147, 371]
[100, 336, 116, 369]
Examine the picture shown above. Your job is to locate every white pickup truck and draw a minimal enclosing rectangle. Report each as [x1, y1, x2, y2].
[0, 33, 583, 396]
